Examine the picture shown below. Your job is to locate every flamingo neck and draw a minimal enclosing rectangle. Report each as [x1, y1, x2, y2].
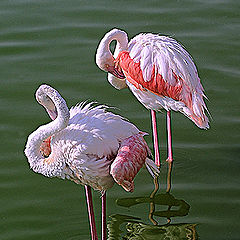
[110, 29, 129, 58]
[96, 29, 128, 70]
[25, 86, 70, 172]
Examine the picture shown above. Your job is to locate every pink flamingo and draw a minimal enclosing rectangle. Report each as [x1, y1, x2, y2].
[24, 84, 159, 240]
[96, 28, 209, 185]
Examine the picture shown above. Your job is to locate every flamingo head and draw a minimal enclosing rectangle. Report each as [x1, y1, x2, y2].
[96, 53, 126, 82]
[96, 48, 115, 73]
[96, 46, 125, 78]
[36, 85, 58, 120]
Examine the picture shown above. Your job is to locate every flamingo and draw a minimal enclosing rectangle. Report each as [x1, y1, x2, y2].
[96, 28, 209, 189]
[24, 84, 159, 240]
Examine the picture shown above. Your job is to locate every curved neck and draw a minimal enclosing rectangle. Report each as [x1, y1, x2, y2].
[98, 29, 129, 59]
[111, 30, 129, 58]
[25, 87, 70, 170]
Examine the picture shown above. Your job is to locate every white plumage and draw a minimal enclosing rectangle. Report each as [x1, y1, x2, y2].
[25, 85, 158, 193]
[55, 103, 141, 191]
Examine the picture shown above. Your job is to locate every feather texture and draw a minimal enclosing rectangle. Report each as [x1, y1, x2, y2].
[25, 93, 158, 192]
[43, 103, 141, 191]
[116, 33, 209, 129]
[96, 29, 209, 128]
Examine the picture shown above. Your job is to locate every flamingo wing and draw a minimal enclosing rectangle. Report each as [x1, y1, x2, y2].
[128, 34, 199, 89]
[110, 132, 153, 192]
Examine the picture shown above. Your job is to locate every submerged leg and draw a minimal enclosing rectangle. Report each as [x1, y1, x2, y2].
[166, 111, 174, 193]
[151, 110, 160, 167]
[85, 185, 98, 240]
[101, 192, 107, 240]
[148, 177, 160, 225]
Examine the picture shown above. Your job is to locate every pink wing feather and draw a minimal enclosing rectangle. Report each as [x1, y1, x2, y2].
[110, 132, 151, 192]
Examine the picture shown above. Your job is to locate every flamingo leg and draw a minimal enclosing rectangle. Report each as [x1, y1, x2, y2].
[150, 110, 161, 167]
[101, 192, 107, 240]
[166, 111, 173, 193]
[84, 185, 98, 240]
[148, 177, 159, 225]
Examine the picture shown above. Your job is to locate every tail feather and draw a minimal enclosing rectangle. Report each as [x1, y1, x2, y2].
[145, 157, 160, 178]
[182, 92, 209, 129]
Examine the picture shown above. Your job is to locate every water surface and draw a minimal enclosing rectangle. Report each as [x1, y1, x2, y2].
[0, 0, 239, 239]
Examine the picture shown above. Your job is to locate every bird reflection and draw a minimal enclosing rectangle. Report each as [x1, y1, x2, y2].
[116, 192, 190, 225]
[108, 214, 198, 240]
[107, 187, 198, 239]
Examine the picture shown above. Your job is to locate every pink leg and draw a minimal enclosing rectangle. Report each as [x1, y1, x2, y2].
[101, 192, 107, 240]
[166, 111, 173, 162]
[151, 110, 160, 167]
[166, 111, 173, 193]
[84, 185, 98, 240]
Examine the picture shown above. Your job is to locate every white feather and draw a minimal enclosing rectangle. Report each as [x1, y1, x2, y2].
[26, 100, 148, 191]
[128, 33, 200, 89]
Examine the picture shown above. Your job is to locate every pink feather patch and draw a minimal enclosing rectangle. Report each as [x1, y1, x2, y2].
[110, 132, 150, 192]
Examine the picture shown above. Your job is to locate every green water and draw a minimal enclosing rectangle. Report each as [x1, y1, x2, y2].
[0, 0, 239, 239]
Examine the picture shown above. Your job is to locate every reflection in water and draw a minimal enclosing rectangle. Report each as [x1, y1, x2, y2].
[167, 161, 174, 193]
[108, 214, 197, 240]
[149, 177, 160, 225]
[107, 214, 141, 240]
[108, 190, 198, 239]
[116, 192, 190, 224]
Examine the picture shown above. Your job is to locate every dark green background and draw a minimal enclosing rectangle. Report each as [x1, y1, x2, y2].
[0, 0, 239, 239]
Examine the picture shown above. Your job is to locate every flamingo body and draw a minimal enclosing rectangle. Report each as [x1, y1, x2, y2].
[48, 103, 148, 192]
[96, 29, 209, 129]
[25, 85, 161, 240]
[25, 86, 157, 193]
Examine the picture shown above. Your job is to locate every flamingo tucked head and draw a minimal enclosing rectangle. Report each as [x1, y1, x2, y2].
[95, 47, 115, 73]
[36, 85, 58, 121]
[96, 28, 129, 89]
[35, 85, 58, 160]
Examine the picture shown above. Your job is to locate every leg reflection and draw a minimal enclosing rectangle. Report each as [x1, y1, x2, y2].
[149, 177, 159, 225]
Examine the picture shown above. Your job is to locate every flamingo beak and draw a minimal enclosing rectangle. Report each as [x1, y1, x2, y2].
[47, 108, 58, 120]
[107, 66, 125, 79]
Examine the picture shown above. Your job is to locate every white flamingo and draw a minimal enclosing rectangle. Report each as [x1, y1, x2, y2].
[24, 84, 159, 240]
[96, 28, 209, 190]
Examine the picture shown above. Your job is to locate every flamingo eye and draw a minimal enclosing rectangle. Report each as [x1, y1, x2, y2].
[105, 64, 110, 71]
